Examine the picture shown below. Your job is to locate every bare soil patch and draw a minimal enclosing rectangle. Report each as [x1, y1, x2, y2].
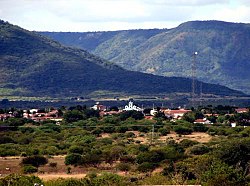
[37, 173, 87, 181]
[164, 132, 212, 143]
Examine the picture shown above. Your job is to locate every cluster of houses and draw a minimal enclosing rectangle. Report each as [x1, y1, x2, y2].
[0, 108, 63, 123]
[0, 99, 249, 126]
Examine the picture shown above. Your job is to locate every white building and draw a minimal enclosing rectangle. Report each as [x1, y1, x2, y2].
[124, 100, 143, 112]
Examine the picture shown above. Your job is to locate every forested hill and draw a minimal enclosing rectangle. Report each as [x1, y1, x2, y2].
[0, 20, 244, 97]
[40, 21, 250, 94]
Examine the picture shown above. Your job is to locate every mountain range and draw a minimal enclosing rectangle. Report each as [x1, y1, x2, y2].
[0, 20, 245, 99]
[40, 21, 250, 94]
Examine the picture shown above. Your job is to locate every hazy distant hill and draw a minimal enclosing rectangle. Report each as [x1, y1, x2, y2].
[0, 20, 244, 98]
[41, 21, 250, 94]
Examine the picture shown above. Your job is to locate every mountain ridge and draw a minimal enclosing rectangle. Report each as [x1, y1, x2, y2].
[0, 20, 245, 99]
[40, 20, 250, 94]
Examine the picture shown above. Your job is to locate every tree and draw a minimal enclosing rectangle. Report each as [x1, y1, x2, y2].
[119, 110, 144, 120]
[65, 153, 83, 166]
[21, 155, 48, 168]
[68, 146, 84, 154]
[22, 165, 38, 174]
[63, 110, 83, 123]
[158, 127, 170, 136]
[214, 138, 250, 175]
[0, 174, 43, 186]
[116, 163, 131, 172]
[173, 126, 193, 135]
[91, 172, 128, 186]
[137, 162, 156, 173]
[186, 144, 210, 155]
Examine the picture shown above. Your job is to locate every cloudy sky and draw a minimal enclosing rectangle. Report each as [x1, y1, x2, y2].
[0, 0, 250, 32]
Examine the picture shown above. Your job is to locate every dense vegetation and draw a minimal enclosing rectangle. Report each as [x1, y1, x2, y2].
[0, 105, 250, 185]
[41, 20, 250, 94]
[0, 20, 244, 98]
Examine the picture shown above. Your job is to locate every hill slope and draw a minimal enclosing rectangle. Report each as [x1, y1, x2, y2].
[41, 21, 250, 94]
[0, 20, 244, 98]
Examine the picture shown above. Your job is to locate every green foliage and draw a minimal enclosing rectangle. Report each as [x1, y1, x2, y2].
[119, 110, 144, 120]
[0, 174, 43, 186]
[213, 138, 250, 174]
[21, 165, 38, 174]
[138, 173, 171, 185]
[137, 162, 156, 172]
[68, 146, 84, 154]
[90, 172, 129, 186]
[65, 153, 83, 166]
[173, 125, 193, 135]
[0, 136, 16, 144]
[21, 155, 48, 167]
[136, 150, 166, 164]
[64, 110, 83, 123]
[179, 139, 198, 149]
[116, 162, 131, 172]
[158, 127, 170, 136]
[45, 178, 88, 186]
[186, 144, 210, 155]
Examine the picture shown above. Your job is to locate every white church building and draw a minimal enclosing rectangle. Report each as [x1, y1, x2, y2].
[124, 100, 143, 112]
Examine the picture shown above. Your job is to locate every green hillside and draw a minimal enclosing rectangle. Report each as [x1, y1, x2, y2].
[41, 21, 250, 94]
[0, 20, 244, 98]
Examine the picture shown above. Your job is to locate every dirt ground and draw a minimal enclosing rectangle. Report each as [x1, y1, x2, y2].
[0, 132, 212, 180]
[132, 131, 212, 144]
[37, 173, 87, 181]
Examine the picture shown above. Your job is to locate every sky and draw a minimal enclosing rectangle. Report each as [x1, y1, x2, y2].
[0, 0, 250, 32]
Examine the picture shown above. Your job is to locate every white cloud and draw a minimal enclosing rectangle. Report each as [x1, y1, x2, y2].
[0, 0, 249, 31]
[213, 6, 250, 23]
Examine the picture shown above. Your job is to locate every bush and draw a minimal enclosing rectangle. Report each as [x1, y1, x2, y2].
[22, 165, 38, 174]
[116, 163, 131, 172]
[137, 162, 156, 172]
[179, 139, 198, 149]
[68, 146, 84, 154]
[158, 128, 170, 136]
[173, 126, 193, 135]
[186, 144, 210, 155]
[0, 136, 16, 144]
[21, 155, 48, 168]
[0, 174, 43, 186]
[45, 178, 88, 186]
[91, 172, 129, 186]
[65, 153, 83, 166]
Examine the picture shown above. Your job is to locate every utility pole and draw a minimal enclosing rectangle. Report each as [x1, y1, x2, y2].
[191, 51, 198, 107]
[150, 124, 154, 145]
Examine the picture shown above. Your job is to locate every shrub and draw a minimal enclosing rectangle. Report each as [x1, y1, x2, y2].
[22, 165, 38, 174]
[91, 172, 128, 186]
[186, 144, 210, 155]
[68, 146, 84, 154]
[116, 163, 131, 172]
[21, 155, 48, 168]
[0, 174, 43, 186]
[179, 139, 198, 149]
[173, 126, 193, 135]
[137, 162, 156, 172]
[158, 128, 170, 136]
[65, 153, 83, 166]
[0, 136, 16, 144]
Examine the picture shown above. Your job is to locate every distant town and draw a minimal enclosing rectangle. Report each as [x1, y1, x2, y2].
[1, 99, 249, 127]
